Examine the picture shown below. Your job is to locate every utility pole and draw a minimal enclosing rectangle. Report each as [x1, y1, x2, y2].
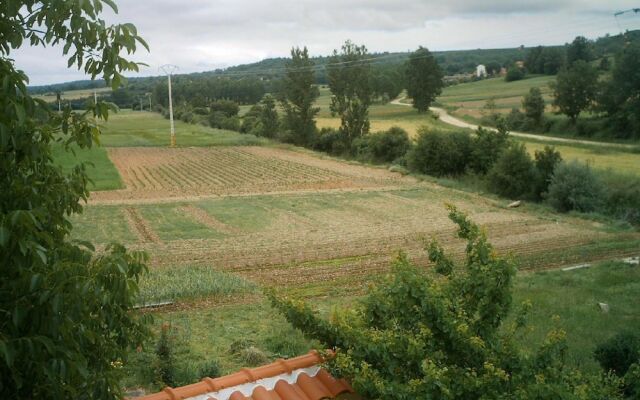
[139, 97, 143, 111]
[94, 89, 97, 105]
[160, 64, 179, 147]
[146, 92, 152, 111]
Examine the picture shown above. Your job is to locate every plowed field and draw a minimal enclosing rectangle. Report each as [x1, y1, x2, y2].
[90, 146, 413, 203]
[72, 145, 640, 300]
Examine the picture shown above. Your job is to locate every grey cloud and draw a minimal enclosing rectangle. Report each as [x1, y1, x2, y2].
[11, 0, 639, 85]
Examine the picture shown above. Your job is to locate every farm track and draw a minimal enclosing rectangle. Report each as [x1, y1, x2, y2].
[123, 207, 161, 243]
[178, 204, 241, 235]
[391, 97, 636, 149]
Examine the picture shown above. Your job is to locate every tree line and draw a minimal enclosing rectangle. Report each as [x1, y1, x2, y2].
[481, 35, 640, 140]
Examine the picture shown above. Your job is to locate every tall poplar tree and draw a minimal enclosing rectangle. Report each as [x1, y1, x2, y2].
[327, 40, 372, 146]
[405, 46, 444, 112]
[280, 46, 320, 146]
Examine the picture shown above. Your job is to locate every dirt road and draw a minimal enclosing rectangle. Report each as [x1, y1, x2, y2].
[391, 97, 635, 149]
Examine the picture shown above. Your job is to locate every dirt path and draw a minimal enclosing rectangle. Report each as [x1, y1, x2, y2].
[391, 97, 635, 149]
[123, 207, 161, 243]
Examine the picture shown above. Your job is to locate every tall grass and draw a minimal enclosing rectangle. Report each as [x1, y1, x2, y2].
[138, 265, 257, 303]
[512, 261, 640, 371]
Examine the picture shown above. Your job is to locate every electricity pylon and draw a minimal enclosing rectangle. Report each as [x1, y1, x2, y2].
[160, 64, 179, 147]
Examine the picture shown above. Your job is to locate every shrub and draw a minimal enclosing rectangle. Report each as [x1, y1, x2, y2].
[229, 338, 254, 355]
[487, 142, 537, 199]
[180, 111, 194, 124]
[505, 108, 527, 131]
[533, 146, 563, 200]
[209, 111, 240, 131]
[241, 104, 262, 133]
[594, 332, 640, 377]
[239, 347, 269, 366]
[355, 127, 411, 164]
[546, 161, 605, 212]
[198, 359, 222, 379]
[407, 128, 472, 177]
[480, 98, 500, 125]
[263, 327, 310, 358]
[311, 128, 348, 155]
[505, 64, 525, 82]
[469, 123, 510, 174]
[193, 107, 209, 116]
[522, 87, 545, 126]
[154, 323, 176, 387]
[599, 172, 640, 226]
[221, 116, 240, 131]
[210, 99, 239, 117]
[269, 206, 624, 399]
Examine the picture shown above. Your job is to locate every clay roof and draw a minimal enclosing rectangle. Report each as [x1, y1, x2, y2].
[133, 350, 355, 400]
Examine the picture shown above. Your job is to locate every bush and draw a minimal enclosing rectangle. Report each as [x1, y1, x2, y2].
[193, 107, 209, 116]
[263, 327, 310, 358]
[469, 124, 510, 174]
[198, 359, 222, 379]
[407, 129, 472, 177]
[209, 111, 240, 131]
[210, 99, 239, 117]
[546, 161, 605, 212]
[311, 128, 348, 155]
[505, 64, 525, 82]
[600, 172, 640, 226]
[180, 111, 194, 123]
[239, 347, 269, 366]
[594, 332, 640, 377]
[354, 127, 411, 164]
[487, 142, 537, 199]
[533, 146, 563, 200]
[241, 104, 262, 133]
[154, 323, 176, 387]
[505, 108, 527, 131]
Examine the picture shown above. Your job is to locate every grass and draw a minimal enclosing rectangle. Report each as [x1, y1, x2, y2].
[70, 205, 137, 243]
[122, 300, 322, 390]
[124, 259, 640, 391]
[51, 142, 123, 191]
[315, 86, 456, 137]
[137, 204, 227, 241]
[34, 87, 112, 102]
[98, 110, 268, 147]
[522, 139, 640, 177]
[438, 75, 556, 111]
[513, 261, 640, 371]
[138, 265, 257, 304]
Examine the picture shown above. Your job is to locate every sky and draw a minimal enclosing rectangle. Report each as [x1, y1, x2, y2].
[11, 0, 640, 86]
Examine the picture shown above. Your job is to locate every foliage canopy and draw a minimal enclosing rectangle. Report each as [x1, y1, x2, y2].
[405, 47, 444, 112]
[1, 1, 150, 398]
[328, 40, 372, 145]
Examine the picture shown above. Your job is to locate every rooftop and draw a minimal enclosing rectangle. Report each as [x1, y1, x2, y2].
[133, 350, 356, 400]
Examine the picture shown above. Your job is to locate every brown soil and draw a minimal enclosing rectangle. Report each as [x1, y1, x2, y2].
[91, 146, 414, 204]
[123, 207, 161, 243]
[178, 204, 241, 235]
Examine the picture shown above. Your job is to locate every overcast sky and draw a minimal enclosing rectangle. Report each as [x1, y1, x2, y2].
[12, 0, 640, 85]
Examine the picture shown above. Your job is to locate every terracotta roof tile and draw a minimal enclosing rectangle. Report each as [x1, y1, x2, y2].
[133, 351, 354, 400]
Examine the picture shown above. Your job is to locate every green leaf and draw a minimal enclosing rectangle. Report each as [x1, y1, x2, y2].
[12, 305, 26, 328]
[0, 341, 14, 367]
[0, 226, 9, 246]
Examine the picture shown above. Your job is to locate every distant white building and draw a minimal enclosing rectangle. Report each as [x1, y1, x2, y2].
[476, 64, 487, 78]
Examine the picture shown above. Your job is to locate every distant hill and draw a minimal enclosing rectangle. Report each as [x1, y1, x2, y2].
[28, 29, 639, 94]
